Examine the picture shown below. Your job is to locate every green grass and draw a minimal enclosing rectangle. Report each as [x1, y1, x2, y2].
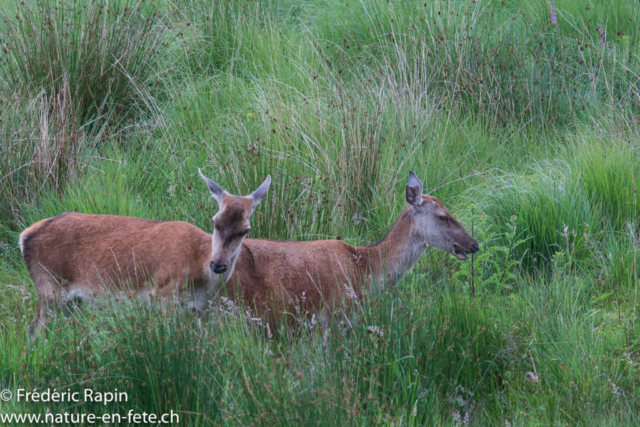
[2, 0, 167, 124]
[1, 0, 640, 425]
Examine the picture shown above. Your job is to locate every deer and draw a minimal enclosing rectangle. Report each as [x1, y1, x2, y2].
[226, 171, 479, 329]
[20, 170, 271, 339]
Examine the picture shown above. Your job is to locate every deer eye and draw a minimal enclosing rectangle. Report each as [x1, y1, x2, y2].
[439, 215, 448, 222]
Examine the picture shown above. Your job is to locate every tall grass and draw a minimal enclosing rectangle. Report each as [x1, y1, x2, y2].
[0, 89, 103, 236]
[1, 0, 640, 425]
[1, 262, 637, 425]
[471, 159, 602, 267]
[575, 139, 639, 229]
[306, 0, 640, 126]
[2, 0, 167, 124]
[0, 0, 170, 234]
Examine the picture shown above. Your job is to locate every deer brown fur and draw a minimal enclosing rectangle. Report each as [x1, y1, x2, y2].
[226, 171, 478, 324]
[20, 171, 271, 339]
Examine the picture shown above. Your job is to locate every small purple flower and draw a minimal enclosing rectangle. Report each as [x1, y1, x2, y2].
[549, 1, 557, 24]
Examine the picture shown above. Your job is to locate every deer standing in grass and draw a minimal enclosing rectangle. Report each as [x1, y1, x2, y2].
[228, 171, 478, 325]
[20, 170, 270, 339]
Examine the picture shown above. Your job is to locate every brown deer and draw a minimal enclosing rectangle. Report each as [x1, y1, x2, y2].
[227, 171, 478, 325]
[20, 170, 271, 339]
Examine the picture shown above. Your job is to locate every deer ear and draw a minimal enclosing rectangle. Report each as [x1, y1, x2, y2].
[406, 170, 423, 206]
[199, 169, 225, 204]
[251, 175, 271, 210]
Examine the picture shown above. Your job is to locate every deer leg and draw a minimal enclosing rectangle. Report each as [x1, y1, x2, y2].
[29, 272, 61, 341]
[28, 303, 48, 342]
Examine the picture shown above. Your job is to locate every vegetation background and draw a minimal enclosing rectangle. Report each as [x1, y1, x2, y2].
[0, 0, 639, 424]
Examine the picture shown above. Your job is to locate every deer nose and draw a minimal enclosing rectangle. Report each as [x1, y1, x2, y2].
[471, 243, 479, 253]
[211, 262, 228, 274]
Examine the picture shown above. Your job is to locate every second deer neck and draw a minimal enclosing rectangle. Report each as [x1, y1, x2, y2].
[362, 206, 426, 284]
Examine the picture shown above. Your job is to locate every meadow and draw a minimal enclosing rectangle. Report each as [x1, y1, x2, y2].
[0, 0, 639, 425]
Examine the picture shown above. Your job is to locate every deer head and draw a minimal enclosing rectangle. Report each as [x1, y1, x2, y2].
[199, 169, 271, 274]
[405, 171, 478, 260]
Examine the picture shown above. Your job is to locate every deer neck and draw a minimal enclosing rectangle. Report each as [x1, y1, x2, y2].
[364, 205, 425, 284]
